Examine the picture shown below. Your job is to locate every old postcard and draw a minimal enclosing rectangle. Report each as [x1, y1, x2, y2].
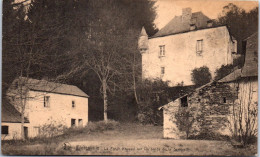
[1, 0, 258, 156]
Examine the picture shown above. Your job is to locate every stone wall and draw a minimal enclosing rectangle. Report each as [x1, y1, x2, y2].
[163, 82, 238, 139]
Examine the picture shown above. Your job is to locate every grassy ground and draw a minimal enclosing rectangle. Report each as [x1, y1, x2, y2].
[1, 123, 257, 156]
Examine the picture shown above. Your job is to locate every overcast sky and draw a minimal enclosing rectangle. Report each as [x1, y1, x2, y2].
[155, 0, 259, 29]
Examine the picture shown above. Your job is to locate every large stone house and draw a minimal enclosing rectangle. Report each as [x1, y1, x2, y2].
[2, 77, 89, 140]
[160, 32, 257, 139]
[138, 8, 237, 86]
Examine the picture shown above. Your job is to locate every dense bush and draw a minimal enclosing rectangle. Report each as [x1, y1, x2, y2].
[136, 79, 170, 125]
[191, 66, 212, 87]
[2, 120, 120, 147]
[38, 119, 67, 138]
[214, 64, 235, 80]
[63, 120, 119, 136]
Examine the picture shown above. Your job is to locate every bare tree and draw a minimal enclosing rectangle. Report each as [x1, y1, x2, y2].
[229, 79, 258, 146]
[3, 0, 73, 139]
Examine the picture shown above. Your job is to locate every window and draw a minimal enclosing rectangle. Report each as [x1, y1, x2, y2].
[72, 101, 75, 108]
[181, 96, 188, 107]
[44, 96, 50, 107]
[159, 45, 165, 57]
[71, 119, 76, 127]
[161, 67, 165, 75]
[223, 97, 226, 103]
[2, 126, 8, 135]
[196, 40, 203, 55]
[78, 119, 83, 127]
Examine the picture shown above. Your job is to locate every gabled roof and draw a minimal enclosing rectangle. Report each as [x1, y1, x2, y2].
[10, 77, 89, 98]
[241, 32, 258, 77]
[2, 99, 29, 123]
[152, 11, 211, 38]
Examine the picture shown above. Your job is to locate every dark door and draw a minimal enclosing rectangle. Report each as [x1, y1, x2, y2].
[71, 119, 76, 127]
[24, 127, 28, 139]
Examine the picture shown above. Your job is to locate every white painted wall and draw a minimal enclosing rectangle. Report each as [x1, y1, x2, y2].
[162, 100, 184, 139]
[142, 26, 236, 86]
[25, 91, 88, 137]
[1, 123, 29, 140]
[3, 91, 88, 139]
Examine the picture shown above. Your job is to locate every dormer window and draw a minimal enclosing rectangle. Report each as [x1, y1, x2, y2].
[190, 24, 196, 31]
[159, 45, 165, 57]
[72, 101, 75, 108]
[196, 39, 203, 55]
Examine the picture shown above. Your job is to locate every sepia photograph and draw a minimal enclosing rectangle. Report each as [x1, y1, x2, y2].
[1, 0, 259, 156]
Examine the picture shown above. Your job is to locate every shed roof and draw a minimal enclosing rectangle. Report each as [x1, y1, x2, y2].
[2, 99, 29, 123]
[218, 69, 242, 83]
[241, 32, 258, 77]
[11, 77, 89, 98]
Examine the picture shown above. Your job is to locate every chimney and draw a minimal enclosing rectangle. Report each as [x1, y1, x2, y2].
[207, 20, 213, 27]
[182, 8, 192, 22]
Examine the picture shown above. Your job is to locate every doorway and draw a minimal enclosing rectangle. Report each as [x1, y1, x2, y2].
[24, 127, 28, 139]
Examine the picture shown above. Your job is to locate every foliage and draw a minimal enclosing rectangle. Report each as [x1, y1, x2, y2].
[62, 0, 158, 121]
[174, 108, 196, 138]
[136, 79, 170, 125]
[216, 3, 258, 54]
[3, 0, 158, 122]
[214, 64, 235, 80]
[191, 66, 212, 86]
[189, 131, 230, 141]
[63, 120, 120, 136]
[38, 119, 67, 138]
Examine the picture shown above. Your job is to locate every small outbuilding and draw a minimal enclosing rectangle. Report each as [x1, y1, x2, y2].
[2, 99, 30, 140]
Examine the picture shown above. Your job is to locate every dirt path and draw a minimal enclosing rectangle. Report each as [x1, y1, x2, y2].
[1, 123, 257, 155]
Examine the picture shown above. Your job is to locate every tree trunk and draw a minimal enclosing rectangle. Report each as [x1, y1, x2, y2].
[133, 48, 139, 105]
[20, 96, 25, 140]
[102, 79, 108, 122]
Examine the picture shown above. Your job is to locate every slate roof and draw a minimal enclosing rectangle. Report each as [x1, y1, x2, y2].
[152, 11, 211, 38]
[241, 32, 258, 77]
[2, 99, 29, 123]
[140, 26, 148, 36]
[11, 77, 89, 98]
